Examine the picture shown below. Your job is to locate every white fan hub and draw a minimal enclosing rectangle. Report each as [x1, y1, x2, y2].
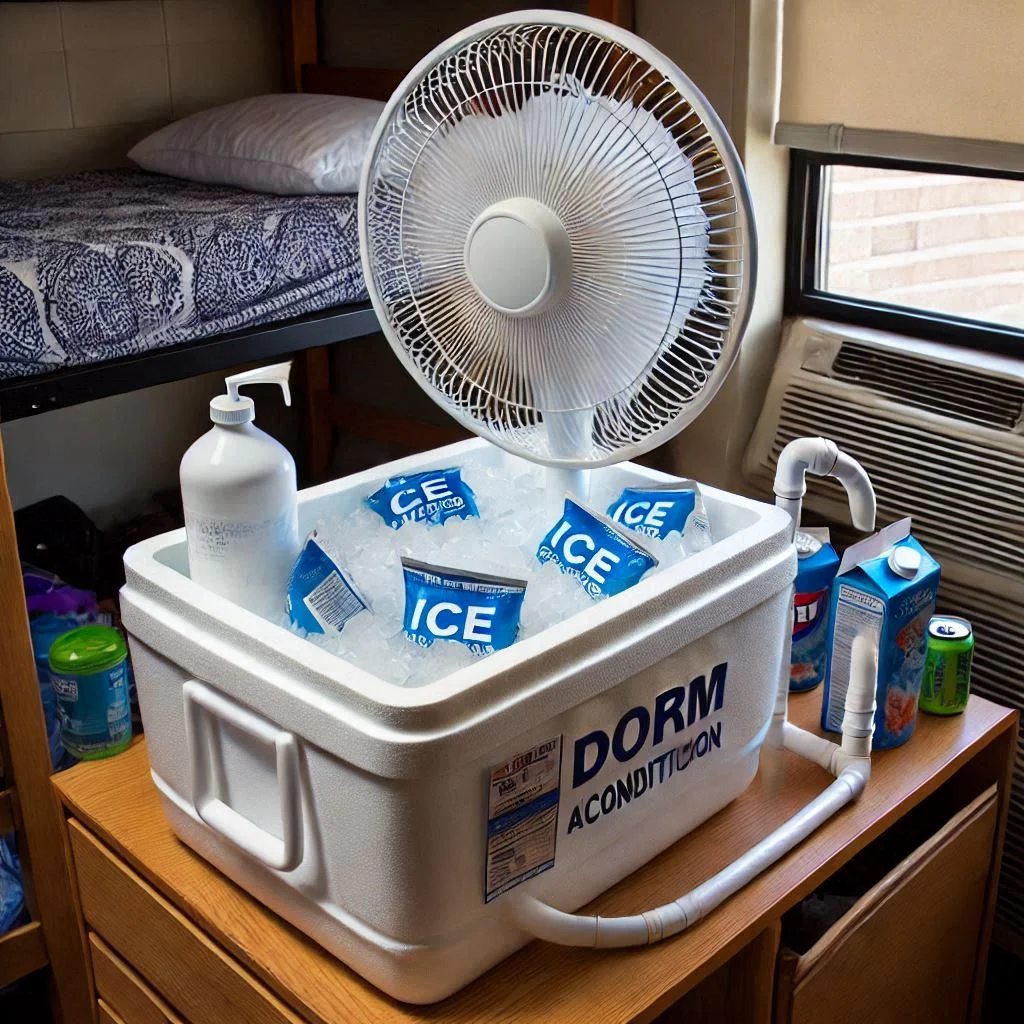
[464, 198, 572, 316]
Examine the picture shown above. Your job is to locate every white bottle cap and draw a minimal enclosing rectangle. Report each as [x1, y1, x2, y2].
[210, 393, 256, 424]
[210, 361, 292, 425]
[887, 545, 921, 579]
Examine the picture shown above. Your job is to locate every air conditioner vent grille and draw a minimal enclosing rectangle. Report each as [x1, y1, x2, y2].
[767, 388, 1024, 582]
[827, 340, 1024, 431]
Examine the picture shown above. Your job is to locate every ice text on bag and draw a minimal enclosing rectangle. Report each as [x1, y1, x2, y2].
[366, 469, 479, 528]
[537, 496, 657, 598]
[401, 558, 526, 655]
[286, 531, 368, 634]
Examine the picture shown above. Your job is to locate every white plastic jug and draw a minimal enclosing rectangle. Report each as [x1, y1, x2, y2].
[179, 362, 299, 618]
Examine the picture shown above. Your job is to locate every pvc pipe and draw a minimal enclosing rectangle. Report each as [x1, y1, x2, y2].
[773, 437, 877, 538]
[773, 437, 841, 500]
[509, 636, 878, 949]
[510, 444, 880, 951]
[831, 453, 876, 533]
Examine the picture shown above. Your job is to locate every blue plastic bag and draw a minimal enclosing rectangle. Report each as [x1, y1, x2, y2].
[402, 558, 526, 654]
[537, 496, 657, 599]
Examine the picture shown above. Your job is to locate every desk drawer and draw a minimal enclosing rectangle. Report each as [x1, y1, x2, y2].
[775, 786, 998, 1024]
[91, 932, 187, 1024]
[69, 820, 303, 1024]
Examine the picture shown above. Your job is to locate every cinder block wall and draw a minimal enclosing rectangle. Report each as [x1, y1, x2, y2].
[0, 0, 281, 180]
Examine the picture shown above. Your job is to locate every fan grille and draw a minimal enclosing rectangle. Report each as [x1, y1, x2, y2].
[361, 17, 754, 467]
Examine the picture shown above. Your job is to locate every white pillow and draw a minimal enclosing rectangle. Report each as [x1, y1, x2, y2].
[128, 94, 386, 195]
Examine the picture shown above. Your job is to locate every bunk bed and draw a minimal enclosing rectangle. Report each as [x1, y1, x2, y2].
[0, 2, 635, 1019]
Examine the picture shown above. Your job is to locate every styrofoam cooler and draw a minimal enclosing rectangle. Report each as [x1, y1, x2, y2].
[121, 439, 794, 1003]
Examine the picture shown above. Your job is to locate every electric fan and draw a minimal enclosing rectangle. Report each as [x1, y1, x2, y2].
[356, 10, 879, 956]
[359, 9, 756, 497]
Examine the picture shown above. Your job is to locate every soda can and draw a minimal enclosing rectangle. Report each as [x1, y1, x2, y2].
[920, 616, 974, 716]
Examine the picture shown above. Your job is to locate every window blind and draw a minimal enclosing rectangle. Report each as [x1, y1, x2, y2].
[775, 0, 1024, 170]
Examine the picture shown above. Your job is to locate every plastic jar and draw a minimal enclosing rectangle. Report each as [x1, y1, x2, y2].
[48, 626, 132, 760]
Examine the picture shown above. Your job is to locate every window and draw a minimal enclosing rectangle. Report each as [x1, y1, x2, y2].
[786, 153, 1024, 353]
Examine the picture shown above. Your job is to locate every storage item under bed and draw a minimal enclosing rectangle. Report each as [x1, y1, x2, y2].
[0, 170, 366, 380]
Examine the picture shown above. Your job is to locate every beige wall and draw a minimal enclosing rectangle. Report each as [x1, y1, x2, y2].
[0, 0, 281, 179]
[0, 0, 284, 523]
[638, 0, 788, 491]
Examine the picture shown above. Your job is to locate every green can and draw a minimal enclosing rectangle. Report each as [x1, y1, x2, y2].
[920, 616, 974, 716]
[48, 625, 132, 760]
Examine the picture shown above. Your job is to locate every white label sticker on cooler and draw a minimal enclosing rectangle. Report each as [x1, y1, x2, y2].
[826, 583, 884, 730]
[484, 737, 562, 903]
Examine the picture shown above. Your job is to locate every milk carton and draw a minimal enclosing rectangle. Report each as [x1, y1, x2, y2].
[822, 518, 939, 749]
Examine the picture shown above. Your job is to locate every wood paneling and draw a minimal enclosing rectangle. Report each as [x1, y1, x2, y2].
[327, 399, 468, 450]
[0, 786, 13, 834]
[54, 694, 1016, 1024]
[301, 63, 406, 102]
[588, 0, 635, 29]
[99, 999, 127, 1024]
[282, 0, 317, 92]
[0, 431, 93, 1018]
[777, 787, 998, 1024]
[656, 921, 780, 1024]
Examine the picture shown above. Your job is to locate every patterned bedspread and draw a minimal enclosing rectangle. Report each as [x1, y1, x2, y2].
[0, 170, 367, 380]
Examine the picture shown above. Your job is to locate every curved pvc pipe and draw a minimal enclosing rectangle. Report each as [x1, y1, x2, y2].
[509, 637, 878, 948]
[831, 453, 876, 533]
[773, 437, 876, 539]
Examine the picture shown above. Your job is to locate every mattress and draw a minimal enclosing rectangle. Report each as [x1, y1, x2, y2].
[0, 170, 367, 380]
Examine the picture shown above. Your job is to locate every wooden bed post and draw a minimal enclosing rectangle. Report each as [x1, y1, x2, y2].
[283, 0, 337, 483]
[589, 0, 635, 29]
[282, 0, 318, 92]
[0, 432, 93, 1021]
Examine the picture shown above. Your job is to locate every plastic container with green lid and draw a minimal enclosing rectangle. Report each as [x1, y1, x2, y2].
[48, 625, 132, 760]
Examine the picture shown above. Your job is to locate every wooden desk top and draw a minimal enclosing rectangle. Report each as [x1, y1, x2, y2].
[54, 693, 1016, 1024]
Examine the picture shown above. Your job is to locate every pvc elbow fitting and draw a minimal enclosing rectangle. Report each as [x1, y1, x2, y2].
[774, 437, 839, 499]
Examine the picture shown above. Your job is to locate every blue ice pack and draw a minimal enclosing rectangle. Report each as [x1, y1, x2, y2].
[366, 468, 478, 529]
[0, 835, 26, 936]
[606, 483, 697, 540]
[401, 558, 526, 655]
[286, 531, 368, 634]
[790, 530, 840, 692]
[537, 496, 658, 599]
[822, 519, 940, 749]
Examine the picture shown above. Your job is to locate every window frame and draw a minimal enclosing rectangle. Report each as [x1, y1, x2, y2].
[784, 150, 1024, 356]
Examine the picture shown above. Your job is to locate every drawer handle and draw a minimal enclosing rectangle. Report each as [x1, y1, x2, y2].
[183, 679, 303, 872]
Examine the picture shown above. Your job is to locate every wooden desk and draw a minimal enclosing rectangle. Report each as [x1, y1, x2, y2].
[53, 693, 1017, 1024]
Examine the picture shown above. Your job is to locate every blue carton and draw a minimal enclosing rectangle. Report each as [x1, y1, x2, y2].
[790, 529, 840, 693]
[822, 519, 939, 749]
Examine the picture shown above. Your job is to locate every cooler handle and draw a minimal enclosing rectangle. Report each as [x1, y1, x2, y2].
[183, 679, 303, 872]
